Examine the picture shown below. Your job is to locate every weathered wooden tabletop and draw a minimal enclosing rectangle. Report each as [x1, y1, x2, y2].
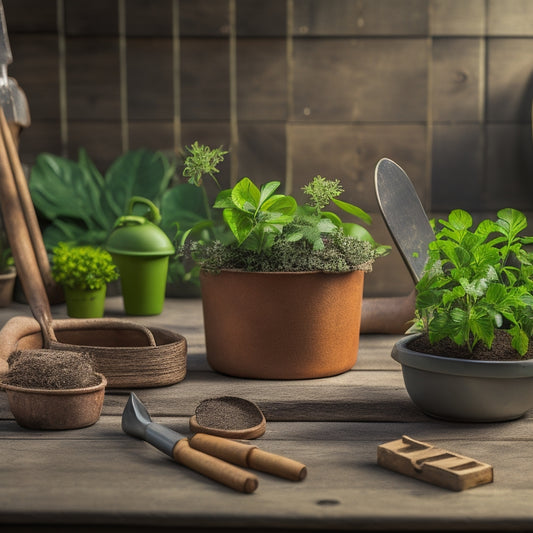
[1, 297, 532, 532]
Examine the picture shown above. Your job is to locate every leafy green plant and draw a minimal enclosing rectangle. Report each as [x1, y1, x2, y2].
[30, 148, 175, 251]
[52, 243, 119, 291]
[182, 141, 227, 188]
[182, 175, 389, 273]
[160, 143, 228, 288]
[413, 208, 533, 356]
[213, 177, 297, 253]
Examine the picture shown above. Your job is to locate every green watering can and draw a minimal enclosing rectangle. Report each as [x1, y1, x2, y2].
[107, 197, 175, 316]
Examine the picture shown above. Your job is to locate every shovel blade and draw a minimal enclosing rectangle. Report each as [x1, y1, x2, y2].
[374, 158, 435, 283]
[121, 392, 152, 439]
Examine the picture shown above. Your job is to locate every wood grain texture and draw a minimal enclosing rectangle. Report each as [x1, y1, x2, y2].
[126, 38, 174, 120]
[1, 298, 533, 529]
[431, 38, 483, 122]
[292, 38, 428, 122]
[237, 39, 287, 120]
[293, 0, 428, 36]
[429, 0, 486, 36]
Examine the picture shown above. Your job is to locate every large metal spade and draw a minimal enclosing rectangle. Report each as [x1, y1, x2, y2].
[121, 393, 307, 493]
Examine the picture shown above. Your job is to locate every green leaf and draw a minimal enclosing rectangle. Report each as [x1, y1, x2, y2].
[104, 149, 174, 218]
[510, 325, 529, 356]
[261, 194, 297, 217]
[496, 208, 527, 240]
[319, 211, 343, 229]
[331, 198, 372, 224]
[448, 209, 473, 231]
[231, 178, 261, 211]
[223, 208, 254, 244]
[213, 188, 235, 209]
[258, 181, 281, 207]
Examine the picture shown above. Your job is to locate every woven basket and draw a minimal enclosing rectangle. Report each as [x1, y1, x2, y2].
[0, 317, 187, 388]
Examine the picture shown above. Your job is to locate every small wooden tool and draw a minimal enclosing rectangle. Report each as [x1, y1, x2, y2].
[377, 435, 493, 491]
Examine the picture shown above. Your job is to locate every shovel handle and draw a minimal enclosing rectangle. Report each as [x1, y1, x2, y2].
[172, 438, 258, 493]
[189, 433, 307, 481]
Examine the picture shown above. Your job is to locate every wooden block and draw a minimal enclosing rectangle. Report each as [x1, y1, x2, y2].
[377, 435, 493, 491]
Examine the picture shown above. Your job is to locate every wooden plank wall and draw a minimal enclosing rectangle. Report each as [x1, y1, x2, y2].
[3, 0, 533, 298]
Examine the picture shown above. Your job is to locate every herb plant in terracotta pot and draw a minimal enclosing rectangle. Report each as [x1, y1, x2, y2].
[392, 208, 533, 422]
[52, 243, 119, 318]
[183, 175, 388, 379]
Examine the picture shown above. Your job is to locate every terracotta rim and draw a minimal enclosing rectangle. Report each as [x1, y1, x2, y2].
[0, 373, 107, 395]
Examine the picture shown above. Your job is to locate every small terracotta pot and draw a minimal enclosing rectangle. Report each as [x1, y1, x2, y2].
[200, 269, 364, 379]
[1, 373, 107, 430]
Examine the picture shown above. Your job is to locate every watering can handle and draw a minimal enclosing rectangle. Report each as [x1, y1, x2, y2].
[127, 196, 162, 225]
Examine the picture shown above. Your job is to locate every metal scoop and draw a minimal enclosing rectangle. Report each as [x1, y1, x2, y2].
[122, 393, 307, 492]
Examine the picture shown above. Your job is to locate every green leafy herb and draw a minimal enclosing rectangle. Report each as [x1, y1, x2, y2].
[182, 141, 228, 188]
[214, 177, 297, 253]
[183, 175, 388, 273]
[413, 208, 533, 356]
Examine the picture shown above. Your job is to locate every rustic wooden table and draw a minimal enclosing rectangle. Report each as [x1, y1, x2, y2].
[1, 297, 532, 532]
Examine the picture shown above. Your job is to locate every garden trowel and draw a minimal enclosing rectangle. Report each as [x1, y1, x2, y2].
[374, 158, 435, 283]
[121, 393, 307, 493]
[359, 158, 434, 334]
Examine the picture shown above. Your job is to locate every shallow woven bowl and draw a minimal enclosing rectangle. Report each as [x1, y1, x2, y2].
[1, 373, 107, 430]
[0, 317, 187, 388]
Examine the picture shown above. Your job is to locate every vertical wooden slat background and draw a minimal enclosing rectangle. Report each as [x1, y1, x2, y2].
[3, 0, 533, 298]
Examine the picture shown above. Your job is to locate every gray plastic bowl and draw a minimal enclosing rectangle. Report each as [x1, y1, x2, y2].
[392, 334, 533, 422]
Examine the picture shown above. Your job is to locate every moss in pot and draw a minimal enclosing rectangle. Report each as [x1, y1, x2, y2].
[1, 349, 107, 429]
[180, 174, 389, 379]
[393, 208, 533, 422]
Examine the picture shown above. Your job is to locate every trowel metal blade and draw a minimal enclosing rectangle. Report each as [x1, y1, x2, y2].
[374, 158, 435, 283]
[122, 392, 183, 457]
[0, 1, 30, 127]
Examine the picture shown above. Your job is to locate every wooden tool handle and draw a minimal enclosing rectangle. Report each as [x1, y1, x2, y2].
[172, 438, 258, 493]
[247, 447, 307, 481]
[189, 433, 307, 481]
[2, 112, 62, 304]
[0, 109, 56, 345]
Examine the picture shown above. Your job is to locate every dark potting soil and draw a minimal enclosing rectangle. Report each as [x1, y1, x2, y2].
[195, 396, 264, 431]
[4, 349, 101, 389]
[408, 330, 533, 361]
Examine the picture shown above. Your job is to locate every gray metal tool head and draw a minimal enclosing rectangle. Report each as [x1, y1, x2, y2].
[374, 157, 435, 283]
[0, 1, 30, 127]
[122, 392, 152, 439]
[122, 392, 182, 457]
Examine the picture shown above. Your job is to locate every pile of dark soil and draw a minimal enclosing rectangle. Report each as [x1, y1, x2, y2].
[195, 396, 264, 431]
[408, 330, 533, 361]
[3, 349, 101, 389]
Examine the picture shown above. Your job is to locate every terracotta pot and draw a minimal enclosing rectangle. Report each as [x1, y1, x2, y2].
[1, 373, 107, 430]
[0, 266, 16, 307]
[200, 269, 364, 379]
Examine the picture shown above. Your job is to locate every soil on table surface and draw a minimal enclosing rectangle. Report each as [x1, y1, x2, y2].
[408, 330, 533, 361]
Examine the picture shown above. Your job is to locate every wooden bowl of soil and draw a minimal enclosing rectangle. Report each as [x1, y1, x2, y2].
[0, 349, 106, 430]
